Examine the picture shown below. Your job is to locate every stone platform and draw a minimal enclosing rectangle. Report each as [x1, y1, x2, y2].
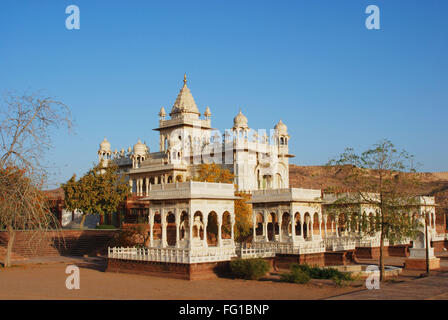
[107, 256, 276, 280]
[107, 258, 231, 280]
[404, 258, 441, 271]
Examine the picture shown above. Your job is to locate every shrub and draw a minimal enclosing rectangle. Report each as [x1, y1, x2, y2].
[287, 263, 353, 284]
[230, 258, 270, 280]
[280, 268, 311, 284]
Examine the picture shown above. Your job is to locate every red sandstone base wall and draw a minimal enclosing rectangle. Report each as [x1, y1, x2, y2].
[107, 258, 231, 280]
[404, 258, 440, 271]
[432, 240, 448, 253]
[355, 246, 389, 259]
[388, 245, 410, 257]
[274, 253, 325, 270]
[324, 250, 355, 266]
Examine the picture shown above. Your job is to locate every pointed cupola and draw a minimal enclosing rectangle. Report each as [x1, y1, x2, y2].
[170, 73, 200, 117]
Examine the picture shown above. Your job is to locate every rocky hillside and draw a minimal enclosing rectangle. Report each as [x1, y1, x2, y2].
[289, 165, 448, 213]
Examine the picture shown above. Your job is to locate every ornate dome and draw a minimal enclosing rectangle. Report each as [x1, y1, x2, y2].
[275, 119, 288, 133]
[170, 74, 200, 116]
[133, 140, 147, 156]
[99, 138, 111, 152]
[233, 110, 248, 129]
[159, 106, 166, 117]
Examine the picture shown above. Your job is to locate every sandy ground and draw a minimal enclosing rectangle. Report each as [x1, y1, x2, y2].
[2, 255, 447, 300]
[329, 271, 448, 300]
[0, 262, 363, 300]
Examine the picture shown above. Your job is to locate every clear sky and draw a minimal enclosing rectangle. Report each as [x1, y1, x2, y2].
[0, 0, 447, 188]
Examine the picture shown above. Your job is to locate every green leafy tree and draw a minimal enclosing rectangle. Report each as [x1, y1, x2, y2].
[326, 139, 423, 281]
[233, 191, 252, 242]
[62, 163, 130, 222]
[193, 163, 234, 183]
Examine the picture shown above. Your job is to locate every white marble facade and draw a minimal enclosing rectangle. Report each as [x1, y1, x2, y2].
[142, 181, 236, 250]
[251, 190, 441, 255]
[98, 74, 293, 193]
[102, 75, 444, 263]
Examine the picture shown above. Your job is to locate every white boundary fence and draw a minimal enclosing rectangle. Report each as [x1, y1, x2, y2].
[108, 246, 237, 264]
[235, 243, 276, 259]
[252, 241, 326, 255]
[324, 236, 356, 251]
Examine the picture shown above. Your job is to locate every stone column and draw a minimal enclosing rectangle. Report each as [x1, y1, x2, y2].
[291, 214, 296, 237]
[318, 214, 322, 238]
[263, 222, 268, 242]
[252, 213, 256, 242]
[310, 219, 314, 240]
[217, 213, 223, 247]
[161, 210, 167, 247]
[175, 209, 180, 248]
[323, 215, 327, 238]
[203, 213, 208, 248]
[300, 216, 304, 239]
[145, 177, 149, 196]
[149, 210, 154, 247]
[335, 217, 339, 238]
[189, 210, 193, 248]
[129, 179, 133, 194]
[278, 211, 283, 243]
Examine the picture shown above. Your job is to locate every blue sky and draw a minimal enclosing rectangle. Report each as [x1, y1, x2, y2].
[0, 0, 447, 188]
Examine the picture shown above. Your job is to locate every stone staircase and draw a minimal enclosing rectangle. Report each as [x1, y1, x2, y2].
[66, 232, 117, 256]
[0, 230, 119, 259]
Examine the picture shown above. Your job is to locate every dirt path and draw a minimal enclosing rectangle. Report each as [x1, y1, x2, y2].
[328, 271, 448, 300]
[0, 262, 362, 300]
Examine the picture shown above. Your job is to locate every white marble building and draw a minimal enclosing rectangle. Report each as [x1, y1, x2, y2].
[104, 75, 294, 263]
[104, 75, 445, 266]
[98, 74, 293, 194]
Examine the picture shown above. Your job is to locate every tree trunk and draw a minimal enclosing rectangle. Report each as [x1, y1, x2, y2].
[5, 226, 16, 268]
[379, 228, 385, 281]
[80, 215, 86, 228]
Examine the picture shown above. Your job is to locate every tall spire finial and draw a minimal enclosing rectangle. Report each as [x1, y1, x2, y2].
[183, 73, 187, 86]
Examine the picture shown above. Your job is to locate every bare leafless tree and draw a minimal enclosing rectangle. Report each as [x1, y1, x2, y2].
[0, 91, 72, 172]
[0, 91, 72, 267]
